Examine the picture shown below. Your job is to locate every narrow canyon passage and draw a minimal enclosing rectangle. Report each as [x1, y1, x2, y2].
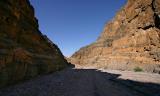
[0, 67, 160, 96]
[0, 0, 160, 96]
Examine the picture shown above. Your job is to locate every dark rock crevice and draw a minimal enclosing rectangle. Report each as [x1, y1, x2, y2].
[128, 14, 139, 23]
[154, 14, 160, 29]
[138, 25, 154, 30]
[152, 0, 160, 29]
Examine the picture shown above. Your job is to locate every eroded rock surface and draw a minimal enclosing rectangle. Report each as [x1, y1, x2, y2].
[70, 0, 160, 73]
[0, 0, 67, 88]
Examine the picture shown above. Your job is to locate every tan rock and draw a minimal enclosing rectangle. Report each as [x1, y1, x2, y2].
[70, 0, 160, 73]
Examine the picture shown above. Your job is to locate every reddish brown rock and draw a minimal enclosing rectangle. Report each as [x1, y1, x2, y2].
[70, 0, 160, 73]
[0, 0, 67, 87]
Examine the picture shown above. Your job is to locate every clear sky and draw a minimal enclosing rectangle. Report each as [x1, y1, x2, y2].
[29, 0, 126, 57]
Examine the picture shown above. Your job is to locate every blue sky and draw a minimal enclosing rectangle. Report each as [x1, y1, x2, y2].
[29, 0, 126, 57]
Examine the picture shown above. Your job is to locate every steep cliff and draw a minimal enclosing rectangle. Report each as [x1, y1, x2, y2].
[0, 0, 67, 87]
[71, 0, 160, 73]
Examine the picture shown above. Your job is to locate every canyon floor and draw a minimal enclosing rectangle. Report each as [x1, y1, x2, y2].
[0, 66, 160, 96]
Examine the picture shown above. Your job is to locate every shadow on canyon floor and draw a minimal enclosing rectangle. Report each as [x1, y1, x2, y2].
[0, 64, 160, 96]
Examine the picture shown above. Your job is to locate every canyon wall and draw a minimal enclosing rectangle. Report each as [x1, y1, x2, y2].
[0, 0, 67, 87]
[71, 0, 160, 73]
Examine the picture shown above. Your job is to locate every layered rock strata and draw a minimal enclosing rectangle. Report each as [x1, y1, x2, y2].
[0, 0, 67, 87]
[71, 0, 160, 73]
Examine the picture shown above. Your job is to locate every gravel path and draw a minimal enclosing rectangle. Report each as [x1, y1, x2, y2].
[0, 67, 160, 96]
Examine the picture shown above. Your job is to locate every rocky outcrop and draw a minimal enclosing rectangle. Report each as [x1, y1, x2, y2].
[70, 0, 160, 73]
[0, 0, 67, 88]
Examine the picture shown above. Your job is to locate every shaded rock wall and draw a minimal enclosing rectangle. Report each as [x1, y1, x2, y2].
[71, 0, 160, 73]
[0, 0, 67, 87]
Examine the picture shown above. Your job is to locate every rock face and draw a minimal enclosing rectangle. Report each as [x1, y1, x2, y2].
[71, 0, 160, 73]
[0, 0, 67, 87]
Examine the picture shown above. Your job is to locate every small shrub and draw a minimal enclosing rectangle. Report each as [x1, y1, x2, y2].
[134, 67, 143, 72]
